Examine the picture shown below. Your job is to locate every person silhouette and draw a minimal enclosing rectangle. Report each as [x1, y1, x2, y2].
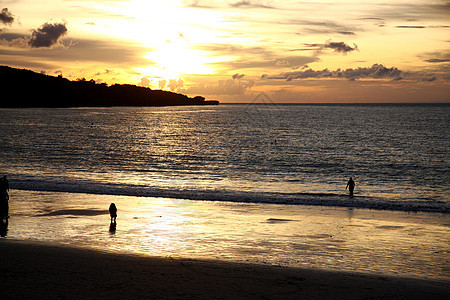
[0, 176, 9, 220]
[346, 177, 355, 196]
[109, 203, 117, 223]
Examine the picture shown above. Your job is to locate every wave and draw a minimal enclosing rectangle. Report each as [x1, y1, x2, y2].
[10, 178, 449, 214]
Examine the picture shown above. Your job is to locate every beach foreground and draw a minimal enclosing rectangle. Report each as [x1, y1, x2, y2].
[1, 240, 448, 299]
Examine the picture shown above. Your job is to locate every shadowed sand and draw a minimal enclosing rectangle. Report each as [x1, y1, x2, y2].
[1, 240, 448, 299]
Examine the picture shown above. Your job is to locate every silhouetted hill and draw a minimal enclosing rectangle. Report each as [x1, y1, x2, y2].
[0, 66, 219, 107]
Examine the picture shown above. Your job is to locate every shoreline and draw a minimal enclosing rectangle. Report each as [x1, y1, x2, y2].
[1, 239, 448, 299]
[8, 186, 450, 214]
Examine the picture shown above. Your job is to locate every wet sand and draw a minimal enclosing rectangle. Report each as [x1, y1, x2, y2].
[0, 239, 448, 299]
[6, 190, 450, 282]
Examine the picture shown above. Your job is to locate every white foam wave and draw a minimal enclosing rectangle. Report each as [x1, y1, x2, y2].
[10, 178, 449, 214]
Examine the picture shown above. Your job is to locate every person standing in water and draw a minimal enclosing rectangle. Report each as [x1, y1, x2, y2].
[346, 177, 355, 196]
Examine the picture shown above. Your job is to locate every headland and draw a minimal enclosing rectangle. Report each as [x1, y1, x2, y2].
[0, 66, 219, 107]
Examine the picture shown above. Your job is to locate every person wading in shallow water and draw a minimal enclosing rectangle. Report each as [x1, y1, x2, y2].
[346, 177, 355, 196]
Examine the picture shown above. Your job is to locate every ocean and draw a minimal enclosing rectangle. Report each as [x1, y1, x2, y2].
[1, 104, 449, 280]
[1, 104, 449, 212]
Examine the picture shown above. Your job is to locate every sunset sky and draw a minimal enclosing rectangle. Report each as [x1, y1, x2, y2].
[1, 0, 449, 102]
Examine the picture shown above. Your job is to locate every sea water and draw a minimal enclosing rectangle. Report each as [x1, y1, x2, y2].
[0, 104, 448, 212]
[0, 104, 449, 280]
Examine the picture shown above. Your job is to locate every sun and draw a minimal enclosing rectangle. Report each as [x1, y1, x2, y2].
[123, 0, 224, 78]
[143, 33, 215, 78]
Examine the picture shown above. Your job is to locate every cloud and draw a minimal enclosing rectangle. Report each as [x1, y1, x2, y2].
[182, 74, 255, 95]
[422, 51, 450, 65]
[396, 25, 426, 29]
[159, 79, 167, 89]
[422, 76, 437, 82]
[168, 78, 184, 91]
[183, 0, 216, 9]
[290, 19, 361, 36]
[198, 43, 271, 57]
[367, 3, 450, 23]
[303, 40, 358, 55]
[229, 1, 274, 9]
[324, 41, 358, 54]
[139, 77, 151, 87]
[229, 56, 318, 70]
[262, 64, 403, 81]
[0, 32, 28, 47]
[425, 59, 450, 63]
[197, 43, 318, 70]
[0, 38, 152, 71]
[336, 31, 356, 35]
[0, 8, 14, 25]
[29, 22, 68, 48]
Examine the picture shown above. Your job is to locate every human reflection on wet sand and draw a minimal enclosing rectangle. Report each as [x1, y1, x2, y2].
[109, 202, 117, 234]
[0, 175, 9, 237]
[109, 221, 116, 234]
[0, 218, 8, 237]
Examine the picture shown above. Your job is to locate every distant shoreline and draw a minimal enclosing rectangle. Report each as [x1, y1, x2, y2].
[0, 66, 219, 107]
[221, 102, 450, 106]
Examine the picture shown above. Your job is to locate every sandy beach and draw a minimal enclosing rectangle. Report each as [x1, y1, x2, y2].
[2, 190, 449, 299]
[1, 239, 448, 300]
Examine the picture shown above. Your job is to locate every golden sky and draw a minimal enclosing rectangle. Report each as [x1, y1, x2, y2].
[1, 0, 449, 102]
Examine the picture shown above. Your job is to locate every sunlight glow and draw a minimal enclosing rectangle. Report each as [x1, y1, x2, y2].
[93, 0, 228, 78]
[143, 34, 214, 78]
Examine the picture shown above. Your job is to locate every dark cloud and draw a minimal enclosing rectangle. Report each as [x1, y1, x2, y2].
[232, 73, 245, 80]
[0, 8, 14, 25]
[360, 18, 384, 21]
[422, 76, 437, 82]
[303, 40, 358, 55]
[425, 58, 450, 63]
[324, 41, 358, 54]
[337, 31, 356, 35]
[396, 25, 426, 29]
[262, 64, 403, 81]
[422, 51, 450, 64]
[29, 22, 68, 48]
